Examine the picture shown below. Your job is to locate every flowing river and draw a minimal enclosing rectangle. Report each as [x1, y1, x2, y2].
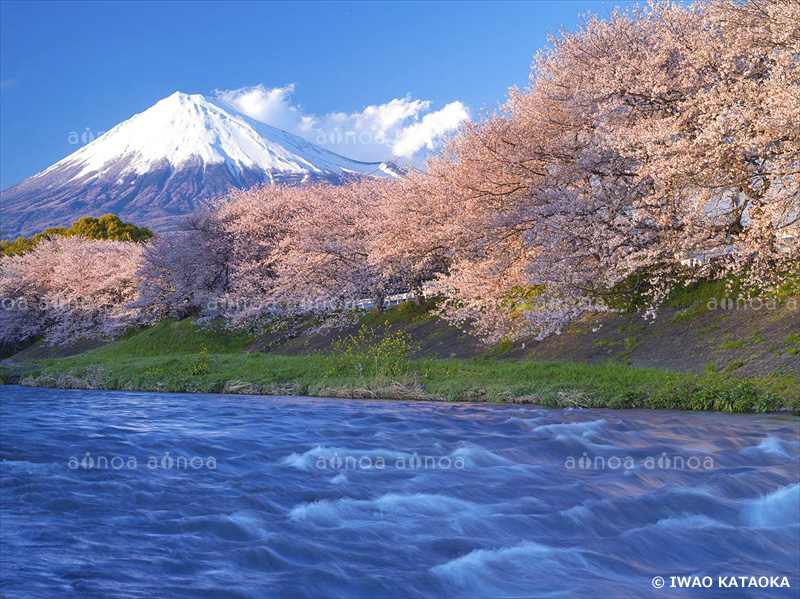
[1, 385, 798, 598]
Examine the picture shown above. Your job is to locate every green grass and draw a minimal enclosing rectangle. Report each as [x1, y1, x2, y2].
[593, 340, 619, 349]
[787, 333, 800, 356]
[719, 341, 747, 349]
[483, 339, 515, 358]
[359, 297, 439, 327]
[722, 360, 747, 373]
[664, 278, 731, 311]
[12, 319, 799, 413]
[107, 318, 256, 356]
[718, 331, 767, 350]
[6, 276, 799, 414]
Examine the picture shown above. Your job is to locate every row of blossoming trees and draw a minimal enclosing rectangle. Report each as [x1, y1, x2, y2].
[1, 0, 797, 346]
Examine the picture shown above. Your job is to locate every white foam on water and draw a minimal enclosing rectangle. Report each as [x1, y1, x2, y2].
[289, 500, 343, 527]
[559, 504, 595, 523]
[449, 443, 513, 467]
[742, 483, 800, 527]
[373, 493, 484, 516]
[289, 492, 486, 528]
[280, 445, 412, 471]
[656, 514, 725, 529]
[503, 416, 546, 428]
[740, 436, 799, 459]
[533, 419, 608, 436]
[431, 541, 585, 595]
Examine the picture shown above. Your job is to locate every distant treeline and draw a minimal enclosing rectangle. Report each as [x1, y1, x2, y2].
[0, 214, 154, 257]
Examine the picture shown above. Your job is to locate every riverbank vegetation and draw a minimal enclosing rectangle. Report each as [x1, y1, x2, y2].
[5, 296, 798, 412]
[11, 349, 799, 414]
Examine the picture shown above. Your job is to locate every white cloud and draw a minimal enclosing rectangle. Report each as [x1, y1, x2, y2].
[213, 84, 469, 164]
[392, 101, 469, 158]
[214, 84, 306, 132]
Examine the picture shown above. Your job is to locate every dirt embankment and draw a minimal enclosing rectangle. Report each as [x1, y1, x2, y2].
[254, 301, 799, 377]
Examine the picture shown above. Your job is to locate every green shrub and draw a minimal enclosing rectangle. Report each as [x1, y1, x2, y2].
[688, 388, 717, 411]
[606, 391, 642, 409]
[187, 346, 212, 376]
[0, 213, 154, 257]
[712, 381, 759, 413]
[329, 322, 416, 377]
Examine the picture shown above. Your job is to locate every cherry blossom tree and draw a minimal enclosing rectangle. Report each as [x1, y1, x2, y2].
[208, 184, 299, 326]
[135, 207, 234, 321]
[366, 174, 451, 305]
[422, 0, 799, 341]
[0, 236, 145, 344]
[277, 182, 387, 311]
[217, 181, 395, 325]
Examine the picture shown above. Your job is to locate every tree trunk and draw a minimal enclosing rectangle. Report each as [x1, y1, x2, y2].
[374, 293, 385, 313]
[413, 287, 425, 307]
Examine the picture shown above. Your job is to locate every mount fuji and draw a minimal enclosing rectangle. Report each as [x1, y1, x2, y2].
[0, 92, 402, 239]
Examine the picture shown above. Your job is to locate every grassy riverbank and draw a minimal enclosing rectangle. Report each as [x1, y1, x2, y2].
[4, 318, 798, 412]
[3, 273, 798, 413]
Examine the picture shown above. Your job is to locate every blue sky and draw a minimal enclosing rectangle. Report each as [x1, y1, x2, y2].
[0, 0, 628, 189]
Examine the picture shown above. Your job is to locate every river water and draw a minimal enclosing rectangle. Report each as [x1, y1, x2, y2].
[1, 385, 798, 598]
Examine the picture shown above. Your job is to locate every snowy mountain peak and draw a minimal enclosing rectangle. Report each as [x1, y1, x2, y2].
[2, 92, 401, 238]
[51, 91, 388, 181]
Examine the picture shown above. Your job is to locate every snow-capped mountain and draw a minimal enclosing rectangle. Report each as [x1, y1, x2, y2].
[0, 92, 400, 239]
